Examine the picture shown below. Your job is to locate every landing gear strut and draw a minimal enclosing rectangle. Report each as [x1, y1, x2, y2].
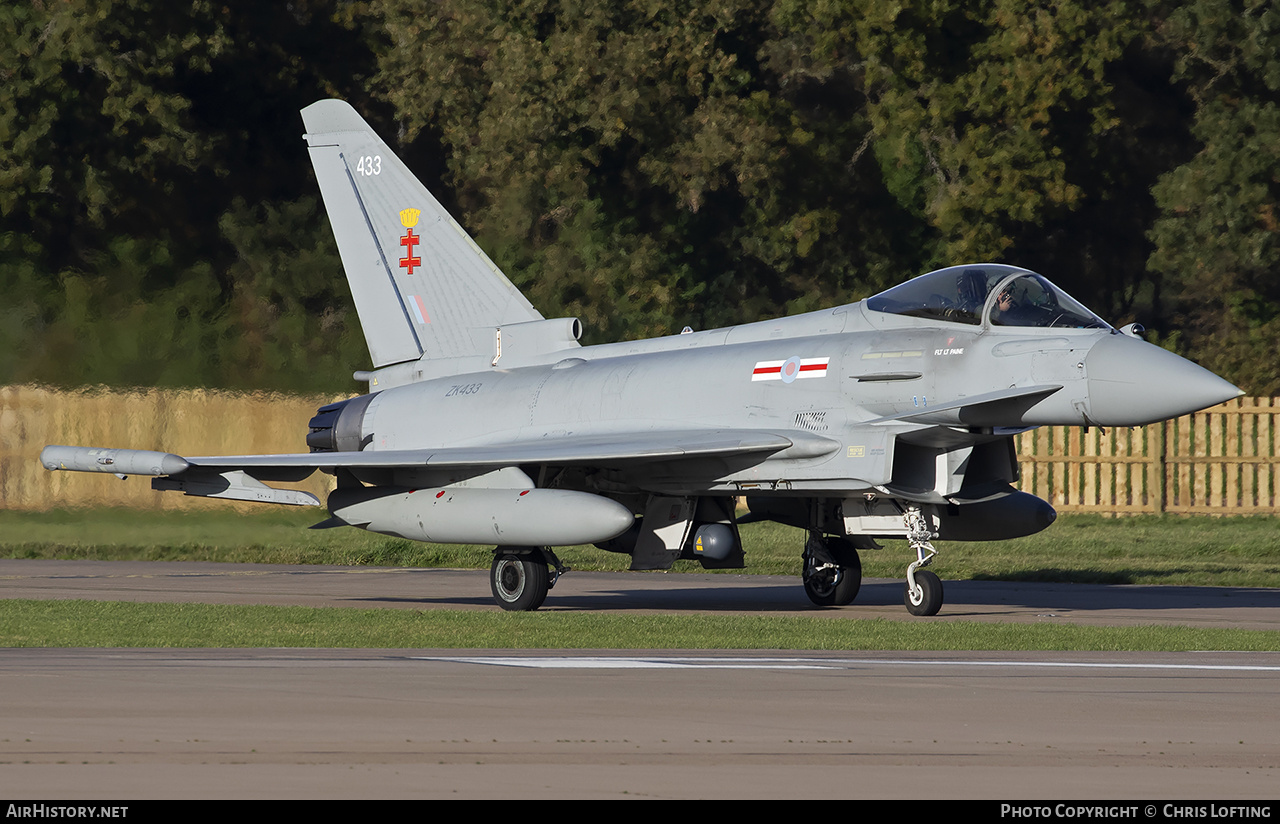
[490, 547, 568, 611]
[902, 507, 943, 616]
[801, 533, 862, 606]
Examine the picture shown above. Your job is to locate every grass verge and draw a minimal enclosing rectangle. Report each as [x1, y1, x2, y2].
[3, 599, 1279, 651]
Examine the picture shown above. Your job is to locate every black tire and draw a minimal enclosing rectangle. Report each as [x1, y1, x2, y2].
[490, 553, 550, 611]
[903, 569, 943, 616]
[803, 548, 861, 607]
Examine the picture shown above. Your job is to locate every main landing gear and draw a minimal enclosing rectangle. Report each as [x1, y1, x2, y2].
[801, 533, 862, 606]
[490, 547, 568, 611]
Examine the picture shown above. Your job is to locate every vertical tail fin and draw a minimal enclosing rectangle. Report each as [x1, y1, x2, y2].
[301, 99, 542, 367]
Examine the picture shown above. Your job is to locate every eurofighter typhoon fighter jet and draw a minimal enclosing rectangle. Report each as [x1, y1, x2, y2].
[43, 100, 1242, 615]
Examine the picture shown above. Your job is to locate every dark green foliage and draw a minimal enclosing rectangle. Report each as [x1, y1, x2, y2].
[0, 1, 1276, 391]
[0, 0, 381, 392]
[1148, 0, 1280, 394]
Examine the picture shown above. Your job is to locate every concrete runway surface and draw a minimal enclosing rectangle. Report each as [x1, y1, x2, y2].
[1, 559, 1278, 799]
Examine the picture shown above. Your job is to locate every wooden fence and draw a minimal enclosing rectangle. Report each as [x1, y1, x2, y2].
[0, 385, 337, 510]
[2, 386, 1277, 515]
[1015, 397, 1280, 515]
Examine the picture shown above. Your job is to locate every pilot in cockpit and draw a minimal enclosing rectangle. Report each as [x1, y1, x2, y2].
[994, 285, 1016, 318]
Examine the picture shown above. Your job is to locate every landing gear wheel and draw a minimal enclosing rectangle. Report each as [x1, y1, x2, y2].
[490, 553, 550, 612]
[804, 563, 861, 606]
[802, 540, 861, 607]
[903, 569, 943, 616]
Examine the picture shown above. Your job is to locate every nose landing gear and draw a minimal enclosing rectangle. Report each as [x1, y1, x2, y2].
[902, 507, 943, 616]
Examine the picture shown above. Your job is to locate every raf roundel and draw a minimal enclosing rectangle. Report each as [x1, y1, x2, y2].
[780, 356, 802, 383]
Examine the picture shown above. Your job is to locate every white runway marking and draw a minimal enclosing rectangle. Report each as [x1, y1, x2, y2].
[415, 655, 1280, 672]
[420, 656, 829, 669]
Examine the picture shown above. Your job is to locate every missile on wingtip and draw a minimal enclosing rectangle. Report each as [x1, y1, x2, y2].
[327, 486, 636, 547]
[40, 445, 189, 477]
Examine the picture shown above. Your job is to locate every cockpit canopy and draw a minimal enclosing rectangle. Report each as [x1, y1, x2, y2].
[865, 264, 1110, 330]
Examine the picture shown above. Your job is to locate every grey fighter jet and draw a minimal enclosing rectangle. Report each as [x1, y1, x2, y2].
[42, 100, 1242, 615]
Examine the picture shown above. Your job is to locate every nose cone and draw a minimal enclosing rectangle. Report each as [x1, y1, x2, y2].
[1085, 334, 1242, 425]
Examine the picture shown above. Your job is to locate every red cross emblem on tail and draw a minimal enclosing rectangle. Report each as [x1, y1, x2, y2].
[398, 207, 422, 274]
[399, 228, 420, 274]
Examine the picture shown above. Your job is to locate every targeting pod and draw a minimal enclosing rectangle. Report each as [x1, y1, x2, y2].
[690, 523, 736, 561]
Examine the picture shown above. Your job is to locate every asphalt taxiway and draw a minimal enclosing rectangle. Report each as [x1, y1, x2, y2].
[1, 560, 1277, 799]
[1, 559, 1276, 629]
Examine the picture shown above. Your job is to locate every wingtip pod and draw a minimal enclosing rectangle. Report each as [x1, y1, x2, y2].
[40, 445, 189, 476]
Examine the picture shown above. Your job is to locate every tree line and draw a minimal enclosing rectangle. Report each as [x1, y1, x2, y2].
[1, 0, 1277, 393]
